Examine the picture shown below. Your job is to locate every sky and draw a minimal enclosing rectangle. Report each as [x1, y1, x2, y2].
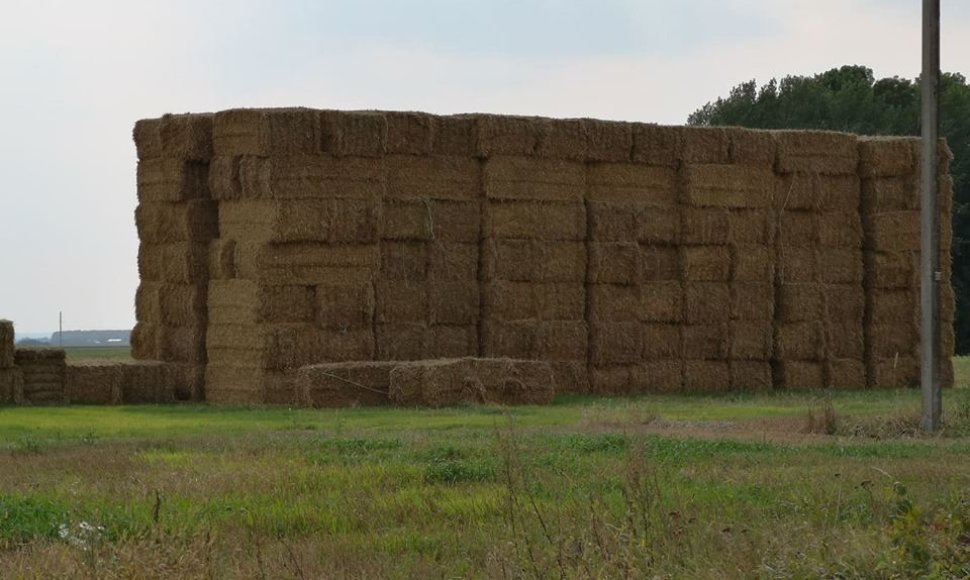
[1, 0, 969, 335]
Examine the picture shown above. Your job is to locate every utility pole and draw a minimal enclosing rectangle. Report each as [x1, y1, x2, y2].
[920, 0, 941, 432]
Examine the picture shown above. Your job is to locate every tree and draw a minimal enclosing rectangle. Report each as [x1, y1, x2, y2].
[689, 65, 970, 355]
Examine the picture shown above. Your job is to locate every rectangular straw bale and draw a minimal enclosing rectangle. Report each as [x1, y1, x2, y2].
[826, 323, 864, 359]
[731, 283, 774, 321]
[257, 285, 315, 323]
[298, 361, 395, 408]
[157, 325, 207, 364]
[642, 323, 681, 360]
[864, 251, 917, 289]
[427, 280, 480, 325]
[631, 124, 682, 167]
[775, 322, 824, 361]
[681, 246, 731, 281]
[727, 128, 777, 166]
[375, 279, 427, 323]
[823, 285, 865, 321]
[213, 108, 320, 157]
[133, 118, 163, 160]
[684, 360, 730, 392]
[207, 280, 257, 325]
[684, 282, 731, 324]
[475, 114, 540, 157]
[135, 114, 213, 161]
[862, 175, 919, 212]
[432, 115, 477, 156]
[205, 364, 265, 405]
[485, 281, 584, 322]
[869, 356, 919, 388]
[827, 359, 866, 389]
[819, 211, 863, 247]
[137, 159, 209, 203]
[209, 239, 237, 280]
[590, 366, 636, 394]
[587, 163, 677, 205]
[535, 321, 587, 361]
[482, 320, 536, 359]
[238, 154, 385, 200]
[632, 360, 683, 393]
[172, 363, 205, 402]
[864, 211, 920, 252]
[385, 111, 434, 155]
[424, 325, 479, 359]
[681, 208, 730, 245]
[251, 243, 378, 286]
[380, 241, 428, 281]
[261, 371, 299, 406]
[151, 284, 207, 327]
[638, 282, 683, 323]
[638, 246, 680, 282]
[484, 156, 585, 201]
[584, 120, 633, 162]
[680, 127, 731, 165]
[730, 361, 772, 391]
[386, 154, 480, 200]
[776, 131, 858, 175]
[868, 289, 917, 324]
[260, 324, 321, 369]
[381, 200, 434, 241]
[319, 329, 376, 364]
[484, 201, 586, 241]
[130, 323, 159, 360]
[377, 323, 428, 360]
[858, 137, 919, 178]
[681, 323, 730, 360]
[0, 368, 24, 404]
[207, 156, 240, 200]
[66, 363, 124, 404]
[1, 320, 16, 369]
[142, 242, 207, 284]
[728, 210, 770, 244]
[818, 174, 861, 211]
[778, 211, 818, 247]
[551, 360, 589, 394]
[777, 361, 825, 390]
[225, 198, 380, 244]
[431, 200, 481, 243]
[681, 164, 773, 208]
[389, 358, 556, 408]
[776, 246, 819, 284]
[320, 110, 387, 157]
[635, 207, 681, 246]
[588, 202, 636, 242]
[867, 324, 918, 359]
[428, 242, 479, 280]
[731, 320, 773, 360]
[775, 173, 819, 211]
[819, 248, 864, 285]
[591, 322, 643, 366]
[136, 201, 218, 244]
[732, 245, 773, 282]
[123, 361, 178, 404]
[588, 242, 639, 285]
[483, 239, 586, 282]
[535, 118, 586, 160]
[588, 284, 639, 321]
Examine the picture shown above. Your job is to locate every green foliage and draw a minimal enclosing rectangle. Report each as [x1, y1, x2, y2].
[690, 65, 970, 354]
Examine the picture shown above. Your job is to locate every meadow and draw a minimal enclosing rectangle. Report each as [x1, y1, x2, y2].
[0, 354, 968, 578]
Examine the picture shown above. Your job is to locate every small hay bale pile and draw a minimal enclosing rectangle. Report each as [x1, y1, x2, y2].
[0, 320, 22, 404]
[14, 348, 66, 405]
[65, 361, 179, 405]
[859, 137, 955, 387]
[389, 357, 555, 408]
[773, 132, 865, 389]
[133, 113, 216, 401]
[297, 361, 396, 407]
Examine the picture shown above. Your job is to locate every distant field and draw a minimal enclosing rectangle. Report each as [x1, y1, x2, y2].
[1, 360, 968, 577]
[62, 346, 131, 361]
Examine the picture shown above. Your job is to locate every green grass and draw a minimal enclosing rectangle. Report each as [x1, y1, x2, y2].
[1, 361, 969, 577]
[62, 346, 132, 361]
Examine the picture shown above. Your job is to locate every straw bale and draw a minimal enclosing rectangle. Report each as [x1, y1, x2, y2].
[776, 246, 819, 284]
[485, 281, 584, 322]
[320, 110, 387, 157]
[483, 239, 586, 282]
[213, 108, 321, 156]
[549, 360, 588, 394]
[819, 211, 863, 248]
[427, 281, 480, 326]
[209, 239, 237, 280]
[868, 289, 916, 325]
[431, 200, 481, 243]
[484, 201, 586, 241]
[732, 245, 773, 282]
[684, 360, 730, 392]
[389, 358, 556, 408]
[535, 118, 586, 160]
[375, 279, 427, 324]
[637, 207, 681, 245]
[208, 156, 240, 200]
[680, 127, 731, 165]
[586, 163, 677, 205]
[638, 282, 683, 323]
[590, 366, 636, 394]
[484, 156, 585, 202]
[727, 128, 777, 166]
[205, 364, 265, 405]
[825, 359, 866, 390]
[818, 174, 862, 211]
[209, 280, 303, 326]
[262, 325, 330, 369]
[858, 137, 919, 178]
[631, 124, 683, 167]
[775, 322, 824, 361]
[481, 321, 535, 359]
[731, 283, 774, 321]
[133, 118, 163, 160]
[0, 368, 24, 404]
[385, 111, 434, 155]
[134, 114, 213, 161]
[238, 155, 379, 201]
[588, 285, 638, 321]
[386, 154, 480, 201]
[778, 211, 818, 247]
[862, 175, 919, 213]
[681, 208, 730, 245]
[248, 243, 379, 286]
[684, 282, 731, 324]
[122, 361, 178, 404]
[728, 210, 770, 245]
[776, 131, 858, 175]
[136, 201, 218, 244]
[638, 246, 680, 282]
[475, 114, 540, 157]
[380, 241, 428, 282]
[583, 120, 633, 162]
[139, 242, 208, 285]
[777, 284, 821, 322]
[377, 323, 428, 360]
[681, 164, 773, 208]
[0, 320, 14, 369]
[223, 198, 381, 244]
[826, 323, 864, 360]
[730, 361, 772, 391]
[864, 211, 920, 252]
[425, 325, 479, 359]
[205, 324, 261, 366]
[587, 202, 636, 242]
[864, 251, 917, 289]
[157, 325, 207, 364]
[381, 200, 434, 241]
[428, 242, 479, 280]
[590, 322, 643, 366]
[432, 115, 477, 156]
[779, 173, 862, 212]
[137, 283, 206, 327]
[535, 321, 587, 361]
[867, 324, 918, 359]
[137, 159, 209, 203]
[681, 246, 731, 282]
[298, 361, 395, 408]
[777, 361, 825, 390]
[641, 323, 681, 360]
[823, 285, 865, 322]
[632, 360, 683, 393]
[731, 320, 773, 360]
[588, 243, 639, 285]
[681, 323, 730, 360]
[259, 371, 298, 405]
[254, 285, 314, 323]
[15, 349, 66, 404]
[130, 323, 159, 360]
[869, 355, 918, 388]
[171, 363, 205, 402]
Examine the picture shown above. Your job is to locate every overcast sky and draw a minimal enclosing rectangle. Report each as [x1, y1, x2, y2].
[1, 0, 968, 335]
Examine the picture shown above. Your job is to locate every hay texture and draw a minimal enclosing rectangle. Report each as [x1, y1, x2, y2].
[297, 361, 395, 408]
[388, 358, 555, 408]
[0, 319, 13, 369]
[0, 368, 24, 404]
[14, 348, 66, 405]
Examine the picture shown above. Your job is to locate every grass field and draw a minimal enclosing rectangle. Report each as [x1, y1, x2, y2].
[62, 346, 132, 362]
[1, 363, 969, 577]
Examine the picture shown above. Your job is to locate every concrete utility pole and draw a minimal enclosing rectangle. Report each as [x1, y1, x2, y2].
[920, 0, 942, 432]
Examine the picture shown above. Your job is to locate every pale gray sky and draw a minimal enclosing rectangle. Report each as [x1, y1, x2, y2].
[1, 0, 968, 334]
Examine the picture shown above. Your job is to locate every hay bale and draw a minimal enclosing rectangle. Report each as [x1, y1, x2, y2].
[777, 361, 825, 390]
[778, 211, 819, 247]
[587, 202, 636, 242]
[385, 111, 434, 155]
[320, 110, 387, 157]
[680, 127, 731, 165]
[534, 321, 587, 360]
[381, 200, 435, 242]
[134, 114, 213, 161]
[731, 283, 774, 321]
[586, 163, 677, 205]
[826, 323, 864, 359]
[535, 118, 586, 160]
[590, 322, 643, 366]
[245, 243, 379, 286]
[776, 246, 819, 284]
[15, 348, 66, 405]
[208, 156, 240, 200]
[681, 324, 730, 361]
[828, 359, 866, 389]
[588, 243, 639, 285]
[864, 211, 920, 252]
[684, 282, 731, 324]
[638, 282, 683, 323]
[549, 360, 588, 394]
[135, 201, 218, 244]
[428, 242, 479, 281]
[0, 320, 14, 369]
[631, 124, 683, 167]
[730, 320, 773, 360]
[483, 239, 586, 283]
[633, 360, 683, 393]
[730, 361, 772, 391]
[475, 114, 540, 157]
[133, 118, 163, 160]
[775, 322, 824, 361]
[824, 285, 865, 322]
[298, 361, 395, 408]
[432, 115, 477, 156]
[681, 208, 730, 245]
[131, 323, 159, 360]
[864, 251, 917, 289]
[157, 325, 207, 364]
[728, 210, 770, 245]
[213, 108, 321, 157]
[589, 365, 634, 394]
[485, 282, 584, 322]
[681, 246, 731, 282]
[638, 246, 680, 282]
[204, 364, 265, 405]
[138, 242, 209, 284]
[385, 154, 480, 201]
[0, 368, 24, 404]
[681, 164, 773, 208]
[388, 358, 556, 408]
[588, 284, 639, 321]
[429, 281, 480, 326]
[221, 198, 381, 244]
[776, 173, 860, 212]
[137, 159, 209, 203]
[262, 371, 300, 405]
[638, 207, 682, 245]
[424, 325, 478, 359]
[236, 155, 384, 201]
[778, 284, 822, 322]
[377, 323, 428, 360]
[868, 289, 917, 325]
[136, 283, 207, 328]
[684, 360, 730, 392]
[861, 175, 919, 212]
[484, 200, 586, 241]
[867, 324, 918, 359]
[858, 137, 919, 178]
[869, 355, 919, 388]
[642, 323, 681, 359]
[732, 245, 773, 282]
[727, 128, 777, 166]
[584, 120, 633, 162]
[484, 156, 585, 201]
[775, 131, 858, 175]
[819, 248, 864, 285]
[819, 211, 863, 248]
[380, 241, 429, 282]
[375, 280, 428, 323]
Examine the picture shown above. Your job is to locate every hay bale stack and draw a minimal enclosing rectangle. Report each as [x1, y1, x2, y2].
[0, 319, 14, 369]
[64, 361, 179, 405]
[0, 367, 24, 404]
[388, 357, 555, 407]
[297, 361, 395, 407]
[859, 137, 954, 388]
[14, 349, 66, 405]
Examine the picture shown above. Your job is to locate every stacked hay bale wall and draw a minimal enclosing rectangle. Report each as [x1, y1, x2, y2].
[0, 320, 23, 404]
[130, 109, 955, 404]
[14, 349, 66, 405]
[65, 361, 180, 405]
